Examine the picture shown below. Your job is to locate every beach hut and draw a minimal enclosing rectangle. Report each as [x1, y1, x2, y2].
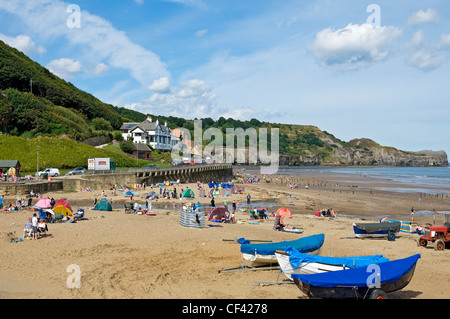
[33, 197, 52, 209]
[208, 206, 230, 221]
[182, 188, 195, 198]
[94, 198, 113, 211]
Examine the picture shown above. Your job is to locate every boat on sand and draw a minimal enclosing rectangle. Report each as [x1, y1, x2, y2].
[292, 254, 420, 299]
[240, 233, 324, 266]
[275, 246, 389, 280]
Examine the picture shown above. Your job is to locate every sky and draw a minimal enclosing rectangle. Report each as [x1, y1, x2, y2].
[0, 0, 449, 156]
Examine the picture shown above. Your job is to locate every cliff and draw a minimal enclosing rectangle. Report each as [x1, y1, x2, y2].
[279, 138, 448, 167]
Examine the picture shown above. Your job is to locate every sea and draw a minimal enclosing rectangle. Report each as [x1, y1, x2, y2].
[274, 166, 450, 195]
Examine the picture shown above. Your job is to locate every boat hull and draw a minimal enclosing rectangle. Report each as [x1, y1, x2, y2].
[292, 254, 420, 299]
[353, 223, 400, 238]
[294, 264, 417, 298]
[240, 233, 325, 266]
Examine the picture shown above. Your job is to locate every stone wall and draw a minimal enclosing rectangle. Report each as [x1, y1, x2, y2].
[0, 165, 233, 195]
[0, 180, 64, 196]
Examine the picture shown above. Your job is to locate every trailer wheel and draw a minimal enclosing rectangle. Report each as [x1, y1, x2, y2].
[388, 232, 395, 241]
[434, 239, 445, 251]
[370, 289, 388, 299]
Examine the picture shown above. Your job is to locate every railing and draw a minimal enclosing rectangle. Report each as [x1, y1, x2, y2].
[83, 163, 232, 175]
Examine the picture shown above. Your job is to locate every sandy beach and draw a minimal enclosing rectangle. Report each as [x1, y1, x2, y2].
[1, 167, 450, 300]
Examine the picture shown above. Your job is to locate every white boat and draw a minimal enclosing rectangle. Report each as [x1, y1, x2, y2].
[275, 247, 390, 280]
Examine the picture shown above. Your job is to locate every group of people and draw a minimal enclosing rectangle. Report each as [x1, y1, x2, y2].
[23, 213, 48, 240]
[315, 208, 336, 218]
[1, 196, 33, 211]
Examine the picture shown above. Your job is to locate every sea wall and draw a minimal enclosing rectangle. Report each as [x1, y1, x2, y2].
[0, 164, 233, 195]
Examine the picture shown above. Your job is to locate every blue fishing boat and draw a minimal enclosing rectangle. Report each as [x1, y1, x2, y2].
[275, 246, 390, 280]
[292, 254, 420, 299]
[240, 233, 324, 265]
[353, 221, 401, 240]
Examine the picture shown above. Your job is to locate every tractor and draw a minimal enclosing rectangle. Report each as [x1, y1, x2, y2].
[417, 223, 450, 251]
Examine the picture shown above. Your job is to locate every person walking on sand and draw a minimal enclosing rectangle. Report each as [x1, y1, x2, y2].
[411, 208, 415, 222]
[247, 193, 251, 207]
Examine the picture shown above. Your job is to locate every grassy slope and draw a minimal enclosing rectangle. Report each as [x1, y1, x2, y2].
[0, 135, 156, 172]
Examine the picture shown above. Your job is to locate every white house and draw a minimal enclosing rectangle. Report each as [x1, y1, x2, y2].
[120, 117, 173, 152]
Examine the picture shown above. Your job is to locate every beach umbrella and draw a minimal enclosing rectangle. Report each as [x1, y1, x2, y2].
[276, 207, 292, 220]
[34, 197, 52, 209]
[146, 191, 159, 199]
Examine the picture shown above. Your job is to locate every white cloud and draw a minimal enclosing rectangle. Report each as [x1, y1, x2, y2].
[93, 63, 109, 75]
[405, 50, 443, 72]
[131, 78, 218, 119]
[0, 0, 169, 87]
[134, 0, 144, 4]
[0, 33, 46, 55]
[405, 30, 444, 72]
[46, 58, 82, 79]
[407, 8, 440, 25]
[148, 77, 171, 93]
[195, 28, 208, 37]
[177, 79, 210, 98]
[307, 23, 402, 71]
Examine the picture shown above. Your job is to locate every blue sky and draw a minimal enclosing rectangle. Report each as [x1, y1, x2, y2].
[0, 0, 449, 156]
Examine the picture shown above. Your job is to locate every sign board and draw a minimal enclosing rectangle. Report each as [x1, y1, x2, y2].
[88, 158, 110, 170]
[88, 158, 95, 170]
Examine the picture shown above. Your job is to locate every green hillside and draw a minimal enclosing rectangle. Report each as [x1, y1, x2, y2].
[0, 135, 154, 172]
[0, 40, 124, 139]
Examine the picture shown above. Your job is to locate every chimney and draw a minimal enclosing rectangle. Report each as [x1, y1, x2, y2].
[147, 116, 152, 122]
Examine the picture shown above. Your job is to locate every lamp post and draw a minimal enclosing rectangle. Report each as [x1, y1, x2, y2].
[37, 146, 39, 174]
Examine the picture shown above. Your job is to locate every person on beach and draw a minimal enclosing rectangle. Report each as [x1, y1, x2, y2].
[38, 219, 48, 236]
[31, 213, 38, 240]
[273, 214, 287, 231]
[23, 218, 33, 238]
[246, 193, 251, 206]
[211, 198, 215, 207]
[411, 208, 415, 222]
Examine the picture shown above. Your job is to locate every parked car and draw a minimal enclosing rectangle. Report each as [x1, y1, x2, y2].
[36, 168, 60, 177]
[144, 164, 157, 170]
[66, 167, 86, 176]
